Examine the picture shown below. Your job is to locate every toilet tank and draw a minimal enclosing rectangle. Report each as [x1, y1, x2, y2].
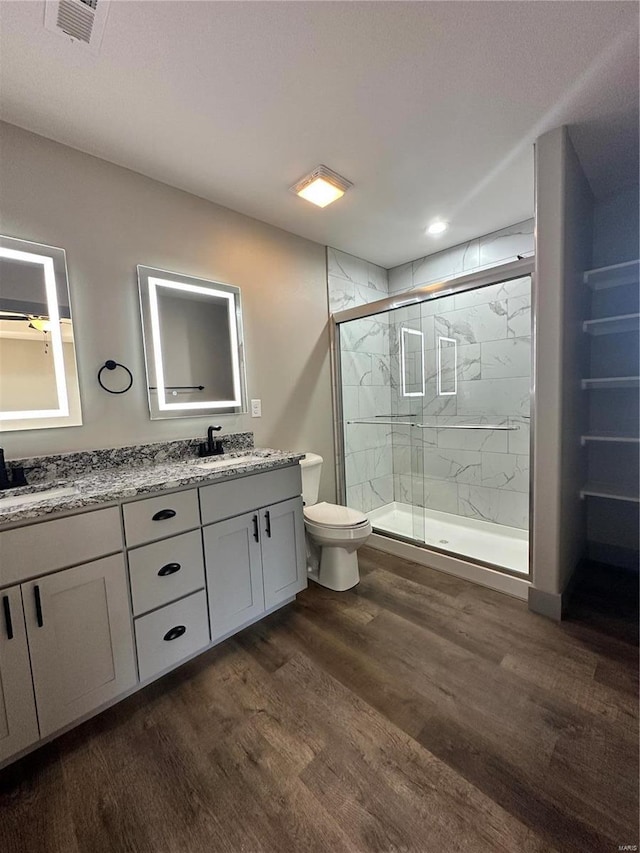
[299, 453, 323, 506]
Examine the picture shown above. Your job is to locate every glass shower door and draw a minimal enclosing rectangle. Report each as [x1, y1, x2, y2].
[335, 267, 532, 578]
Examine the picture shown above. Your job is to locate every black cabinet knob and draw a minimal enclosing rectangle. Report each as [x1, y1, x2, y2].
[158, 562, 181, 577]
[163, 625, 186, 642]
[152, 508, 177, 521]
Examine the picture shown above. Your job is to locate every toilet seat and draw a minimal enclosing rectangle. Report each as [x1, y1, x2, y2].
[303, 501, 368, 528]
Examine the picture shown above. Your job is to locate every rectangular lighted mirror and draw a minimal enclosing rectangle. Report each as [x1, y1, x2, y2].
[0, 235, 82, 432]
[438, 336, 457, 396]
[138, 265, 247, 420]
[400, 326, 425, 397]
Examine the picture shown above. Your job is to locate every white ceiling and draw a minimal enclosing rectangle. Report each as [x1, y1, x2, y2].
[0, 1, 638, 268]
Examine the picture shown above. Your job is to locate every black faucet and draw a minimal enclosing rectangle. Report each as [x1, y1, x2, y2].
[198, 426, 224, 458]
[0, 448, 28, 491]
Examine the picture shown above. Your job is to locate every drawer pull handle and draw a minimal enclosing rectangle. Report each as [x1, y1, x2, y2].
[152, 508, 177, 521]
[163, 625, 186, 642]
[2, 595, 13, 640]
[252, 514, 260, 542]
[34, 585, 44, 628]
[265, 510, 272, 538]
[158, 562, 181, 577]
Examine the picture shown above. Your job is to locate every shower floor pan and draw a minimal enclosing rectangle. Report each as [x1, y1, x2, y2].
[368, 501, 529, 575]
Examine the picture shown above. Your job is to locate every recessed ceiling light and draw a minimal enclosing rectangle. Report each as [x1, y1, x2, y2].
[427, 220, 448, 235]
[290, 165, 353, 208]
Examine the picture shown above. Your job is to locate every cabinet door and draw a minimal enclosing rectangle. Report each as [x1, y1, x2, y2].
[261, 497, 307, 609]
[0, 585, 40, 763]
[203, 511, 264, 641]
[24, 555, 137, 738]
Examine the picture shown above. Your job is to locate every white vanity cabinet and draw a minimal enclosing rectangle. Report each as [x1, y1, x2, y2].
[23, 555, 137, 738]
[203, 510, 265, 638]
[0, 507, 136, 755]
[0, 459, 306, 767]
[201, 466, 307, 640]
[260, 497, 307, 609]
[0, 585, 40, 763]
[123, 494, 210, 682]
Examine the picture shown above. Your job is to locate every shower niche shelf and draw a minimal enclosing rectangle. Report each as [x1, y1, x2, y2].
[582, 313, 640, 336]
[583, 259, 639, 290]
[580, 483, 640, 503]
[579, 256, 640, 535]
[581, 376, 640, 390]
[580, 433, 640, 445]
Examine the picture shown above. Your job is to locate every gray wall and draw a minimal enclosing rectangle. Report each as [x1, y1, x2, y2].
[0, 122, 336, 501]
[592, 188, 640, 268]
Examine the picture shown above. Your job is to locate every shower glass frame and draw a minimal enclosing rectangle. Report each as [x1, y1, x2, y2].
[330, 256, 536, 579]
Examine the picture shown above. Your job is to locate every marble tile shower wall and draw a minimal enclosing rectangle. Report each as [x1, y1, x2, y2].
[388, 220, 534, 294]
[328, 225, 533, 522]
[389, 277, 531, 529]
[328, 248, 393, 512]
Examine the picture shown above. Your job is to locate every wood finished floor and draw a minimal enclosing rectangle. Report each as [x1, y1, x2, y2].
[1, 547, 638, 853]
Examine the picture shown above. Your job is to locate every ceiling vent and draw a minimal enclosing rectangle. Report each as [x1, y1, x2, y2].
[44, 0, 110, 52]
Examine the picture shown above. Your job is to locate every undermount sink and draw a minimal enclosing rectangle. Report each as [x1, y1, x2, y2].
[195, 454, 258, 470]
[0, 485, 79, 511]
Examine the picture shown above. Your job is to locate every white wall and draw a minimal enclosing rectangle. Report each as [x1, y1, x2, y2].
[530, 126, 593, 618]
[0, 122, 336, 501]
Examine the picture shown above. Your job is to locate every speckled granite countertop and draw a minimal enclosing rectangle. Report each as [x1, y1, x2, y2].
[0, 448, 305, 528]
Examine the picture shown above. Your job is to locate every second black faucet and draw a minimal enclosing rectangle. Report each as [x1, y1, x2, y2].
[198, 426, 224, 458]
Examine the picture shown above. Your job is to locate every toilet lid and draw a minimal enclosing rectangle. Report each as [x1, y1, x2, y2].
[304, 501, 368, 527]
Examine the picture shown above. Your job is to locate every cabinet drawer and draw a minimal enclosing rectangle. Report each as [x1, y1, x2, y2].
[123, 489, 200, 548]
[0, 507, 122, 587]
[200, 465, 301, 525]
[128, 530, 205, 616]
[134, 590, 209, 682]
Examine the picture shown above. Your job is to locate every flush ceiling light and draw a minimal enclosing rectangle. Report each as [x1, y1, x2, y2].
[290, 165, 353, 208]
[427, 220, 448, 235]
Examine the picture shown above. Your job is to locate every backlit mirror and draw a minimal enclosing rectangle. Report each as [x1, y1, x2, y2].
[138, 265, 247, 420]
[0, 235, 82, 432]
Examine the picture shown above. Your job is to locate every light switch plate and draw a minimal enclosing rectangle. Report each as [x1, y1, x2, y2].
[251, 399, 262, 418]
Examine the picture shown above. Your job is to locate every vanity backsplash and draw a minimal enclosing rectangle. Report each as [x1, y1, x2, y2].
[9, 432, 255, 485]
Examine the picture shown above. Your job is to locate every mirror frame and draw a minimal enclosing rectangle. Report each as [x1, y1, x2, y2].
[137, 265, 247, 420]
[0, 234, 82, 432]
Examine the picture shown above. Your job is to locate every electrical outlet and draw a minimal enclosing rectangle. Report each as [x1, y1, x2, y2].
[251, 399, 262, 418]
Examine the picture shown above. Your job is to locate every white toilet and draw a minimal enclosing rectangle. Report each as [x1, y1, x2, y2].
[300, 453, 372, 591]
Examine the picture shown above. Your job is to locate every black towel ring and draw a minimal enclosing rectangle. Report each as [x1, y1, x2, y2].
[98, 360, 133, 395]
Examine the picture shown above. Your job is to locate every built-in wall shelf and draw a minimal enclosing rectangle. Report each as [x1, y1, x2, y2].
[582, 313, 640, 336]
[583, 259, 640, 290]
[581, 433, 640, 446]
[580, 483, 640, 503]
[581, 376, 640, 390]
